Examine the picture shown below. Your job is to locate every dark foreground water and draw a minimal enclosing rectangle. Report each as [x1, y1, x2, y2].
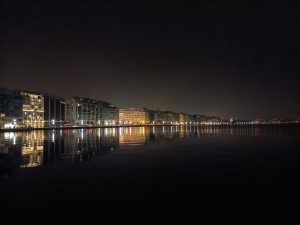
[1, 126, 300, 224]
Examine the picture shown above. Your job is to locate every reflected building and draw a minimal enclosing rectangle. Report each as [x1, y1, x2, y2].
[62, 129, 100, 162]
[61, 128, 119, 162]
[119, 127, 148, 145]
[43, 130, 65, 164]
[0, 132, 22, 177]
[2, 125, 293, 177]
[21, 131, 44, 167]
[179, 125, 188, 138]
[150, 126, 180, 141]
[101, 128, 119, 150]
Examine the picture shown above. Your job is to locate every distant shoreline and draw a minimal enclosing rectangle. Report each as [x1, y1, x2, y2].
[0, 123, 299, 132]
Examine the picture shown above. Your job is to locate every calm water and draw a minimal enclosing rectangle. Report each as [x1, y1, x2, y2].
[1, 126, 300, 224]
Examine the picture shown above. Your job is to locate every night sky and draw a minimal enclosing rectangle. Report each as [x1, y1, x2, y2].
[1, 0, 300, 119]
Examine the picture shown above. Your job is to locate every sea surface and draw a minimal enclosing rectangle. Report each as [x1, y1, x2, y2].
[0, 126, 300, 224]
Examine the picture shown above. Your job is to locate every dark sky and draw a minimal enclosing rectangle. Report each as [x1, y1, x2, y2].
[1, 0, 300, 119]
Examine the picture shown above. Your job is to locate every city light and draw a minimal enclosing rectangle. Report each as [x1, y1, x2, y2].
[0, 87, 299, 130]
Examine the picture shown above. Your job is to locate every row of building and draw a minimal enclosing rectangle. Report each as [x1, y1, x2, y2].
[0, 87, 222, 129]
[0, 88, 119, 128]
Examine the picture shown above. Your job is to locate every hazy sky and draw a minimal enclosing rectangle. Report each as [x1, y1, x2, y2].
[1, 0, 300, 119]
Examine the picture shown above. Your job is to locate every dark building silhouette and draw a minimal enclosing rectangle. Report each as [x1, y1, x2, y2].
[44, 95, 66, 127]
[0, 88, 22, 118]
[0, 88, 23, 128]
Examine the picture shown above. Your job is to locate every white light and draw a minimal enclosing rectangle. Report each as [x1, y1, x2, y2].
[4, 132, 15, 140]
[4, 123, 15, 129]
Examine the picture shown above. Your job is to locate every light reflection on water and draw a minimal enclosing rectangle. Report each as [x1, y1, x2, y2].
[0, 126, 299, 173]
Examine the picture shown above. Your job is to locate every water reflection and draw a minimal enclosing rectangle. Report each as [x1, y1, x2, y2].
[21, 131, 44, 168]
[119, 127, 148, 145]
[0, 125, 299, 178]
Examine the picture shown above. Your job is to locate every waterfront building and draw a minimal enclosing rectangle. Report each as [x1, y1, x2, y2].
[147, 109, 179, 125]
[0, 88, 23, 128]
[21, 91, 44, 128]
[65, 97, 100, 126]
[65, 97, 118, 126]
[198, 115, 207, 123]
[191, 114, 205, 125]
[44, 95, 66, 127]
[157, 110, 166, 124]
[163, 111, 179, 124]
[203, 116, 222, 125]
[179, 113, 190, 125]
[119, 108, 150, 125]
[101, 101, 119, 126]
[148, 109, 157, 124]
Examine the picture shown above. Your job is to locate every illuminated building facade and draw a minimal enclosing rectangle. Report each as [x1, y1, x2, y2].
[65, 98, 119, 127]
[203, 116, 222, 124]
[44, 95, 66, 127]
[119, 108, 150, 125]
[65, 97, 100, 126]
[21, 91, 44, 128]
[179, 113, 190, 125]
[198, 115, 207, 124]
[3, 87, 283, 129]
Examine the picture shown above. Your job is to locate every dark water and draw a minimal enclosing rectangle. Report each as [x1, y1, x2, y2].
[1, 126, 300, 224]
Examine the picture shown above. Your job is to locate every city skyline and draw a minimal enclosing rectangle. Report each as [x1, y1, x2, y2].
[1, 83, 299, 120]
[1, 87, 299, 129]
[1, 1, 300, 118]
